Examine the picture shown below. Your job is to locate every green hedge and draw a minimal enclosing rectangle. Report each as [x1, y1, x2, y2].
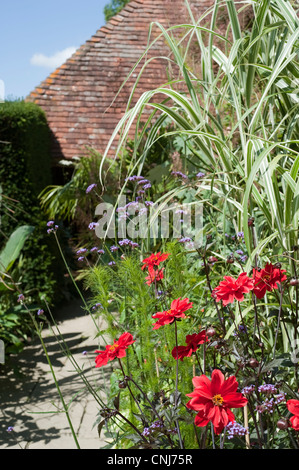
[0, 101, 66, 305]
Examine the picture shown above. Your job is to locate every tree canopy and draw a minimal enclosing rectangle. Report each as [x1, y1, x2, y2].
[103, 0, 130, 22]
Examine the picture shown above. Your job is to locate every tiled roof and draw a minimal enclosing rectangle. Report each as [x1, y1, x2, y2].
[26, 0, 234, 163]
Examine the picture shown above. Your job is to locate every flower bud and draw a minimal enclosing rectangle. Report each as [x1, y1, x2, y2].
[206, 327, 216, 337]
[290, 278, 299, 287]
[248, 358, 259, 368]
[277, 418, 289, 430]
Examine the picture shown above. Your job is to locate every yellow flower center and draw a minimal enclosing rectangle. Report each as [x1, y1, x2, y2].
[109, 342, 119, 352]
[212, 394, 224, 406]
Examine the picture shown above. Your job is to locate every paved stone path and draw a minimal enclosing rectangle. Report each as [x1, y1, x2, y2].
[0, 298, 112, 449]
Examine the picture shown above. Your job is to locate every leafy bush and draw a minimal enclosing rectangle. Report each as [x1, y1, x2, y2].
[0, 101, 68, 357]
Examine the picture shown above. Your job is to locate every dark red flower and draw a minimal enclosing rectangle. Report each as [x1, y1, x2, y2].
[213, 272, 254, 306]
[141, 252, 170, 271]
[186, 369, 248, 434]
[172, 330, 209, 361]
[95, 332, 135, 368]
[152, 297, 193, 330]
[252, 263, 287, 299]
[145, 266, 164, 286]
[286, 399, 299, 431]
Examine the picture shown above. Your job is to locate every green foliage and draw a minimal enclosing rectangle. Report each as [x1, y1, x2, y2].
[0, 101, 68, 356]
[103, 0, 130, 22]
[39, 148, 126, 247]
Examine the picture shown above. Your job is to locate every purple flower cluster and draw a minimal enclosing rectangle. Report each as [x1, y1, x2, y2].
[126, 175, 152, 192]
[256, 392, 286, 414]
[88, 222, 98, 231]
[196, 172, 205, 178]
[171, 171, 188, 179]
[258, 383, 277, 394]
[76, 246, 105, 261]
[142, 421, 177, 437]
[92, 303, 103, 311]
[179, 237, 192, 243]
[241, 385, 255, 396]
[116, 199, 154, 221]
[226, 422, 248, 439]
[17, 294, 25, 303]
[46, 221, 59, 234]
[86, 183, 97, 194]
[119, 239, 139, 248]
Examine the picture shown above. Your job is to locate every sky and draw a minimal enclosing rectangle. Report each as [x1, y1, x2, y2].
[0, 0, 108, 100]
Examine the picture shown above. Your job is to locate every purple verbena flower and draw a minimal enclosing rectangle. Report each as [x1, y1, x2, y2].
[196, 172, 205, 178]
[258, 383, 277, 394]
[76, 248, 87, 255]
[17, 294, 25, 303]
[137, 179, 149, 185]
[179, 237, 192, 243]
[86, 183, 97, 194]
[226, 422, 248, 439]
[37, 309, 44, 316]
[172, 171, 188, 179]
[88, 222, 98, 230]
[92, 303, 103, 311]
[241, 385, 255, 396]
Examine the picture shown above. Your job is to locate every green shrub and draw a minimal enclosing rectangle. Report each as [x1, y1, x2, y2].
[0, 101, 66, 306]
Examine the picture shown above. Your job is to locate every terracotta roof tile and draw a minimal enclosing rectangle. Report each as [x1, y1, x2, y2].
[26, 0, 240, 163]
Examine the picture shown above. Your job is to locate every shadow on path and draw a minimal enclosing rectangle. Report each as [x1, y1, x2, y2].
[0, 297, 112, 449]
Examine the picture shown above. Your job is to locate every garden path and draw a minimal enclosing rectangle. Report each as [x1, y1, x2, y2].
[0, 297, 112, 449]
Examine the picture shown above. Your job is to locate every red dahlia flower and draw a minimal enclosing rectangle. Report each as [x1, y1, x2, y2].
[186, 369, 248, 434]
[286, 399, 299, 431]
[172, 330, 209, 361]
[212, 272, 254, 306]
[141, 252, 170, 271]
[252, 263, 287, 299]
[95, 332, 135, 368]
[152, 297, 193, 330]
[145, 266, 164, 286]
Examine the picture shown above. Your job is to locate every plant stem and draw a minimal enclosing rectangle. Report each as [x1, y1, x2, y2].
[117, 411, 150, 445]
[200, 252, 226, 334]
[174, 320, 184, 449]
[117, 359, 145, 418]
